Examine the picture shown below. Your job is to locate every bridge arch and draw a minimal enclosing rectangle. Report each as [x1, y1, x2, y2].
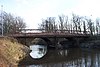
[31, 38, 52, 46]
[41, 38, 52, 46]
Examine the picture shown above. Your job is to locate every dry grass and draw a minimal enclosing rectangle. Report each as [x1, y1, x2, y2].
[0, 37, 29, 66]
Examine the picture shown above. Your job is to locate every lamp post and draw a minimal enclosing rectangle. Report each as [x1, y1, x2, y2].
[1, 5, 3, 36]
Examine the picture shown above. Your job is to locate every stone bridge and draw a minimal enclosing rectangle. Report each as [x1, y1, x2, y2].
[8, 29, 91, 48]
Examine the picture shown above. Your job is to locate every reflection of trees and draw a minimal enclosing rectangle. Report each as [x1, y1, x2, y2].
[20, 49, 100, 67]
[38, 48, 43, 54]
[42, 50, 100, 67]
[38, 47, 47, 55]
[29, 45, 47, 59]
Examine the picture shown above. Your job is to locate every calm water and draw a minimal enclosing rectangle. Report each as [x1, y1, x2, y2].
[19, 45, 100, 67]
[29, 45, 47, 59]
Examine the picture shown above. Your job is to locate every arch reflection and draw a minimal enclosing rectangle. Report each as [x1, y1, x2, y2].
[30, 45, 47, 59]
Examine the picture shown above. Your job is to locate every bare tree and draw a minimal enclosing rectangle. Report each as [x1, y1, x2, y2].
[38, 17, 58, 33]
[72, 14, 79, 33]
[86, 18, 94, 35]
[96, 19, 100, 34]
[39, 14, 99, 35]
[58, 15, 64, 32]
[14, 17, 26, 33]
[83, 21, 87, 34]
[0, 11, 26, 35]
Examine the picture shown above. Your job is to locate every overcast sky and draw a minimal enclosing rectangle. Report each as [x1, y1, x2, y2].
[0, 0, 100, 28]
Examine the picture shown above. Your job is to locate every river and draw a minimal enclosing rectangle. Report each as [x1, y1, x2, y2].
[19, 45, 100, 67]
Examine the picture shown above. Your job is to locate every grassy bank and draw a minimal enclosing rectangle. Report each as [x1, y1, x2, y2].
[0, 37, 30, 67]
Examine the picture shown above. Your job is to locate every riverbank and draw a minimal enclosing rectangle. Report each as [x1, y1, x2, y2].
[0, 37, 30, 67]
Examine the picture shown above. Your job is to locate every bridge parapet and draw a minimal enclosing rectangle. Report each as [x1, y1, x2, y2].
[20, 29, 90, 34]
[5, 28, 91, 38]
[9, 32, 91, 38]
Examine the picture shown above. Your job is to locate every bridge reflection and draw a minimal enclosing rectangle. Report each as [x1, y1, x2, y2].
[19, 48, 100, 67]
[30, 45, 47, 59]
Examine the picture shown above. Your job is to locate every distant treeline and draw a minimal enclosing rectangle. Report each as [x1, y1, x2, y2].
[38, 14, 100, 35]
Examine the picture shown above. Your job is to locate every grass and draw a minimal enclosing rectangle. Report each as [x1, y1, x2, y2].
[0, 37, 29, 66]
